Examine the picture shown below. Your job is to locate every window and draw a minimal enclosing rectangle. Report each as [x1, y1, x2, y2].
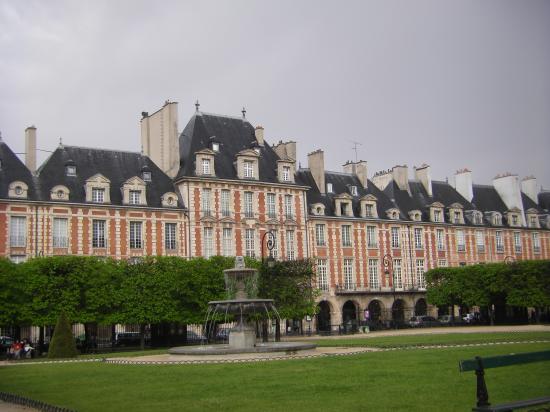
[284, 195, 293, 219]
[316, 259, 329, 291]
[393, 259, 402, 289]
[245, 229, 255, 257]
[473, 213, 482, 225]
[326, 183, 333, 193]
[434, 209, 442, 222]
[66, 165, 76, 176]
[165, 223, 177, 250]
[344, 259, 354, 290]
[244, 192, 254, 218]
[202, 158, 211, 175]
[212, 142, 220, 152]
[414, 228, 423, 249]
[513, 232, 524, 254]
[529, 216, 538, 228]
[391, 227, 400, 248]
[129, 222, 142, 249]
[532, 233, 540, 253]
[438, 259, 447, 267]
[10, 216, 26, 247]
[92, 220, 106, 248]
[222, 228, 233, 257]
[10, 255, 26, 264]
[511, 215, 519, 226]
[266, 193, 276, 219]
[315, 224, 326, 246]
[142, 171, 152, 182]
[282, 166, 290, 182]
[92, 188, 105, 203]
[367, 226, 377, 248]
[202, 188, 212, 216]
[476, 231, 485, 253]
[436, 229, 445, 251]
[453, 211, 461, 224]
[368, 259, 379, 290]
[53, 218, 68, 248]
[129, 190, 141, 205]
[495, 231, 504, 252]
[221, 190, 230, 217]
[269, 230, 278, 259]
[494, 214, 502, 226]
[286, 230, 295, 260]
[341, 225, 352, 247]
[244, 160, 254, 178]
[416, 259, 425, 289]
[350, 186, 358, 196]
[456, 230, 465, 252]
[365, 204, 374, 217]
[203, 227, 213, 258]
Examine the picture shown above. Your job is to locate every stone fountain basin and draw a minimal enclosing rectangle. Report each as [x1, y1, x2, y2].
[208, 298, 276, 315]
[168, 341, 317, 356]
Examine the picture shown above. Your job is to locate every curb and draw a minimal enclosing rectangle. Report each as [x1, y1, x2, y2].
[0, 392, 75, 412]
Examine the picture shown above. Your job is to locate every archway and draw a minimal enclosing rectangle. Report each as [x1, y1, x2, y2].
[342, 300, 358, 333]
[392, 299, 405, 325]
[415, 298, 427, 316]
[316, 301, 332, 333]
[367, 300, 383, 323]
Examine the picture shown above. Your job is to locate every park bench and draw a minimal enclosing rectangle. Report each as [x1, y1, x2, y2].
[459, 350, 550, 411]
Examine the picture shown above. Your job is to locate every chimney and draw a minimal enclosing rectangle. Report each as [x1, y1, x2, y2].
[415, 164, 432, 197]
[140, 100, 179, 178]
[254, 126, 264, 147]
[372, 170, 393, 191]
[493, 173, 525, 222]
[273, 140, 297, 161]
[521, 176, 538, 203]
[454, 168, 473, 202]
[343, 161, 368, 188]
[25, 126, 37, 174]
[308, 149, 326, 194]
[392, 165, 410, 194]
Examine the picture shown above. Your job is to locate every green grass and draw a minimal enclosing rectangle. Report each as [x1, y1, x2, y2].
[314, 331, 550, 348]
[1, 342, 549, 411]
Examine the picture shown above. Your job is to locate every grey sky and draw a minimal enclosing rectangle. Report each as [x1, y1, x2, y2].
[1, 0, 549, 189]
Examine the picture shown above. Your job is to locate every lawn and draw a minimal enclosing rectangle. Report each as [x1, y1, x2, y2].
[1, 342, 549, 411]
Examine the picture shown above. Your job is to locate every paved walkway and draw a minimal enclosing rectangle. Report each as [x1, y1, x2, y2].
[0, 400, 38, 412]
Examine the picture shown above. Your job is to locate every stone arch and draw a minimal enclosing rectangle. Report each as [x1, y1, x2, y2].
[415, 298, 427, 316]
[342, 300, 359, 333]
[392, 299, 406, 324]
[316, 300, 333, 333]
[367, 299, 384, 322]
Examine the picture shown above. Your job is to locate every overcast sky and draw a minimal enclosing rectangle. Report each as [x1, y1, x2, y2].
[1, 0, 549, 190]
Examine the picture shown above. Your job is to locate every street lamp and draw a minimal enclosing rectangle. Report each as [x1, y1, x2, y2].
[504, 255, 515, 265]
[261, 230, 276, 268]
[383, 254, 397, 329]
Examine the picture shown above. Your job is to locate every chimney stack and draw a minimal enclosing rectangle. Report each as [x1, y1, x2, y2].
[415, 164, 432, 197]
[521, 176, 538, 203]
[343, 160, 368, 188]
[308, 149, 326, 194]
[273, 140, 297, 161]
[493, 173, 525, 223]
[25, 126, 37, 174]
[254, 126, 264, 147]
[454, 168, 473, 202]
[392, 165, 410, 194]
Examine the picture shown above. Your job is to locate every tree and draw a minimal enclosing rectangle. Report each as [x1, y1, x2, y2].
[0, 258, 29, 334]
[48, 312, 78, 358]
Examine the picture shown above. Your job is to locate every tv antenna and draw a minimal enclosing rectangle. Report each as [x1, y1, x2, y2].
[350, 140, 362, 162]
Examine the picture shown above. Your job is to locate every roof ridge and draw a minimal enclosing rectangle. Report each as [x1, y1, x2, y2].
[199, 111, 252, 122]
[63, 145, 142, 156]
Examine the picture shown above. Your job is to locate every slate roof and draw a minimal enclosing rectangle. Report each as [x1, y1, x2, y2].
[36, 145, 183, 208]
[539, 191, 550, 213]
[471, 185, 508, 213]
[0, 139, 37, 200]
[177, 112, 298, 184]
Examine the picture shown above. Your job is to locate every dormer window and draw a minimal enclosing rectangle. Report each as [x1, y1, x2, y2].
[161, 192, 178, 208]
[334, 194, 353, 217]
[512, 215, 518, 226]
[202, 158, 211, 175]
[15, 186, 23, 195]
[142, 171, 151, 182]
[9, 181, 29, 199]
[430, 203, 445, 223]
[92, 188, 105, 203]
[50, 185, 70, 201]
[311, 203, 325, 216]
[448, 204, 465, 225]
[529, 216, 537, 227]
[386, 208, 400, 220]
[244, 160, 254, 178]
[350, 186, 358, 196]
[57, 190, 64, 198]
[282, 166, 290, 182]
[129, 190, 141, 205]
[327, 183, 333, 193]
[360, 195, 378, 218]
[66, 165, 76, 176]
[409, 210, 422, 221]
[473, 212, 483, 225]
[392, 211, 398, 219]
[212, 142, 219, 152]
[493, 213, 502, 226]
[434, 210, 442, 222]
[366, 204, 374, 217]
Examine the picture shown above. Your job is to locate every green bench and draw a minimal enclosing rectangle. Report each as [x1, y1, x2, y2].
[459, 350, 550, 411]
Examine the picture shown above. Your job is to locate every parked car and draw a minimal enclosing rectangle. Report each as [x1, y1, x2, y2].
[408, 316, 441, 328]
[438, 315, 464, 326]
[114, 332, 142, 347]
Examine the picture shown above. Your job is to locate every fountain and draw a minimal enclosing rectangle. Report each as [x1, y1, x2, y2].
[169, 257, 316, 355]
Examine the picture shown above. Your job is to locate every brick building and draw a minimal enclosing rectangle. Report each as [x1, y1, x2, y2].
[1, 100, 549, 331]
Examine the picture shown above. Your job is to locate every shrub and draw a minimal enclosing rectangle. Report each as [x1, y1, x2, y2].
[47, 312, 78, 358]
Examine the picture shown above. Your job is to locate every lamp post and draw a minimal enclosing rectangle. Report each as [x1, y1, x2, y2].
[383, 254, 396, 329]
[260, 230, 276, 342]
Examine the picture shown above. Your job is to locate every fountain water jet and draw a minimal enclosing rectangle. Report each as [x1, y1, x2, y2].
[169, 257, 316, 355]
